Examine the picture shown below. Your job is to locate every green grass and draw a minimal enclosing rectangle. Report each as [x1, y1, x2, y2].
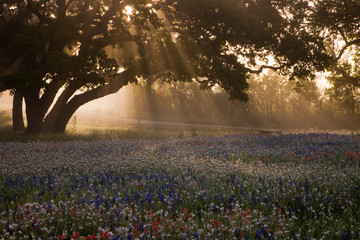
[0, 124, 256, 142]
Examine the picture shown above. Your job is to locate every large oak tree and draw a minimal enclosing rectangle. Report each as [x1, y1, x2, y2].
[0, 0, 334, 133]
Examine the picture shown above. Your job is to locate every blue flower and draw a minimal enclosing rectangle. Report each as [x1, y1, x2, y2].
[343, 233, 350, 240]
[255, 229, 261, 239]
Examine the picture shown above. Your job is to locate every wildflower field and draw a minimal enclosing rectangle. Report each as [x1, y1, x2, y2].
[1, 133, 359, 239]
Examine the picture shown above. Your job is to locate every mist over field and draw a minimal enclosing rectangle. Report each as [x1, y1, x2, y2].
[1, 73, 359, 132]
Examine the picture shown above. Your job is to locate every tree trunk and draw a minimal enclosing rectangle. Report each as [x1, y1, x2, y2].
[24, 89, 44, 133]
[43, 73, 127, 133]
[42, 86, 77, 133]
[44, 108, 74, 133]
[12, 90, 25, 132]
[23, 73, 127, 134]
[43, 101, 75, 133]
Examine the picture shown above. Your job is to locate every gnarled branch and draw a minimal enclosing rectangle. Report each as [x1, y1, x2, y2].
[245, 65, 281, 74]
[335, 38, 360, 62]
[66, 72, 127, 111]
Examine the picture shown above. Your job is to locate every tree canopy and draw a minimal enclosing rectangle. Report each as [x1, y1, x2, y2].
[0, 0, 358, 133]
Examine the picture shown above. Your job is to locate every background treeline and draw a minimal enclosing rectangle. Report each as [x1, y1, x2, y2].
[124, 72, 360, 130]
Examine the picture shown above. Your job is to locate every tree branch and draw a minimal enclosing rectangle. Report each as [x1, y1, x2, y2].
[245, 65, 281, 74]
[76, 0, 128, 48]
[102, 0, 122, 21]
[39, 78, 66, 117]
[56, 0, 66, 18]
[0, 80, 7, 92]
[65, 0, 76, 9]
[42, 84, 78, 131]
[47, 84, 77, 116]
[27, 0, 49, 24]
[336, 26, 348, 44]
[66, 72, 127, 111]
[335, 38, 360, 61]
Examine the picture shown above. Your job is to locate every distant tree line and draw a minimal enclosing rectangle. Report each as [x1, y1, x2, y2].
[126, 71, 360, 129]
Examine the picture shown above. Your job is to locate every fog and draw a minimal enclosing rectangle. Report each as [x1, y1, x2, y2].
[1, 72, 359, 131]
[0, 88, 129, 129]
